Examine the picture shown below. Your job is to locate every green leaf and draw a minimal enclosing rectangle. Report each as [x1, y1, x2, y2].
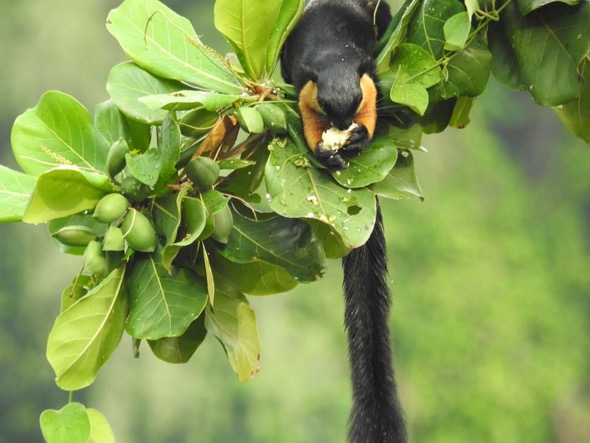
[161, 196, 207, 271]
[0, 165, 36, 223]
[406, 0, 466, 59]
[125, 147, 162, 188]
[387, 44, 444, 115]
[23, 167, 115, 224]
[331, 136, 399, 188]
[465, 0, 480, 19]
[11, 91, 110, 176]
[40, 403, 90, 443]
[553, 59, 590, 144]
[94, 100, 132, 146]
[46, 267, 128, 391]
[265, 139, 377, 248]
[148, 314, 207, 363]
[60, 275, 92, 312]
[205, 283, 260, 383]
[87, 408, 116, 443]
[373, 150, 424, 200]
[140, 90, 243, 112]
[214, 0, 303, 80]
[517, 0, 583, 15]
[210, 250, 298, 295]
[438, 36, 492, 99]
[376, 0, 421, 71]
[153, 185, 192, 248]
[488, 21, 524, 91]
[217, 211, 325, 283]
[107, 0, 243, 93]
[125, 255, 208, 340]
[155, 113, 181, 192]
[107, 62, 185, 125]
[499, 1, 590, 106]
[443, 12, 470, 51]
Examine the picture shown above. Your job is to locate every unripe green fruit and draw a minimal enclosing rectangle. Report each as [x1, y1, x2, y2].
[121, 176, 150, 203]
[93, 193, 129, 223]
[185, 157, 220, 191]
[121, 208, 157, 252]
[83, 240, 106, 275]
[107, 138, 130, 177]
[103, 225, 125, 251]
[211, 205, 233, 244]
[52, 225, 96, 247]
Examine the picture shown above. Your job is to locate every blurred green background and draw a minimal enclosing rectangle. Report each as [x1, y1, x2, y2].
[1, 1, 589, 442]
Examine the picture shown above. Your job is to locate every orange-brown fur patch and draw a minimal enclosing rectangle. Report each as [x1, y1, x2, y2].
[355, 74, 377, 138]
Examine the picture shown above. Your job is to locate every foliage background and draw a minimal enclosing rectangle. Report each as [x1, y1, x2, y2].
[0, 1, 589, 442]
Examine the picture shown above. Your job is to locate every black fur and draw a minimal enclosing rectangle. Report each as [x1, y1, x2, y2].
[280, 1, 407, 442]
[343, 201, 406, 442]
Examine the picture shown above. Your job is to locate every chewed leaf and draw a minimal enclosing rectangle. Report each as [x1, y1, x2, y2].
[265, 139, 377, 249]
[0, 165, 36, 223]
[107, 0, 243, 93]
[11, 91, 110, 176]
[205, 283, 260, 383]
[46, 267, 128, 391]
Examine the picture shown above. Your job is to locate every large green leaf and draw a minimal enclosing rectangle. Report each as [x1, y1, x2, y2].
[107, 62, 184, 125]
[94, 100, 132, 146]
[553, 59, 590, 144]
[331, 136, 399, 188]
[265, 139, 377, 249]
[23, 167, 115, 224]
[107, 0, 243, 93]
[40, 403, 90, 443]
[11, 91, 110, 176]
[46, 267, 128, 391]
[205, 283, 260, 383]
[210, 250, 298, 295]
[214, 0, 303, 80]
[373, 150, 424, 200]
[148, 314, 207, 363]
[0, 165, 36, 223]
[216, 211, 325, 283]
[125, 255, 208, 340]
[517, 0, 583, 15]
[499, 1, 590, 106]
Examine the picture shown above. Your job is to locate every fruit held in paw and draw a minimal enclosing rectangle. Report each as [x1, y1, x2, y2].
[321, 123, 359, 151]
[185, 157, 220, 191]
[121, 208, 157, 252]
[93, 193, 129, 223]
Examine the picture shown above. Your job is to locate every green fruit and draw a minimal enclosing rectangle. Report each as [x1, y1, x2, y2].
[121, 208, 157, 252]
[103, 225, 125, 251]
[256, 104, 288, 134]
[107, 138, 130, 177]
[236, 107, 264, 134]
[83, 240, 106, 275]
[93, 193, 129, 223]
[121, 176, 150, 203]
[210, 204, 233, 244]
[52, 225, 96, 247]
[185, 157, 220, 191]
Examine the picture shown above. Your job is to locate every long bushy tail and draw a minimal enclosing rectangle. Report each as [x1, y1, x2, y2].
[342, 201, 406, 443]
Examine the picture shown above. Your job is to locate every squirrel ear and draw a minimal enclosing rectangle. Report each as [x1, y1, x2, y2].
[302, 64, 318, 82]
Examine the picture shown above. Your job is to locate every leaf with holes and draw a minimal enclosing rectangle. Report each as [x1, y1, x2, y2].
[265, 139, 377, 249]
